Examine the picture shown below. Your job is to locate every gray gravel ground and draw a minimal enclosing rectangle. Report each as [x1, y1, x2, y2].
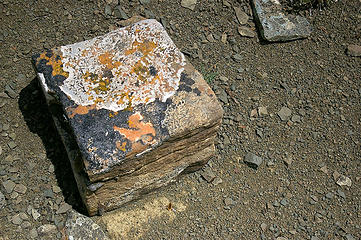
[0, 0, 360, 239]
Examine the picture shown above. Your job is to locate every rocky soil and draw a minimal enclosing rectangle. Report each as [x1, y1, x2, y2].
[0, 0, 360, 239]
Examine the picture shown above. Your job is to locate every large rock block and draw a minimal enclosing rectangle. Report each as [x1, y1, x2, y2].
[32, 18, 223, 216]
[251, 0, 312, 42]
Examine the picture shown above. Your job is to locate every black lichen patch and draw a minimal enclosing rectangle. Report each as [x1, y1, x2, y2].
[192, 88, 201, 96]
[178, 72, 201, 96]
[149, 66, 157, 76]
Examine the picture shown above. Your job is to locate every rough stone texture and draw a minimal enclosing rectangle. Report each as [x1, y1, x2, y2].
[251, 0, 312, 42]
[32, 18, 223, 216]
[65, 210, 110, 240]
[346, 44, 361, 57]
[244, 152, 263, 169]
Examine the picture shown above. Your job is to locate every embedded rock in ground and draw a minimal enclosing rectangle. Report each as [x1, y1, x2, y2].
[32, 18, 223, 216]
[65, 210, 110, 240]
[251, 0, 312, 42]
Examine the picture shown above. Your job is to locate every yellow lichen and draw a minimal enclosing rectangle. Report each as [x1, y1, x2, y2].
[37, 52, 69, 78]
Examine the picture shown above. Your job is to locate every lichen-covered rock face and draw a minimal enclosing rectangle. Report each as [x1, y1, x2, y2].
[59, 20, 186, 112]
[33, 18, 223, 215]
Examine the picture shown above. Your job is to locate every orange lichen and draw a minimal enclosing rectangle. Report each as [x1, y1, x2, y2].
[113, 112, 155, 144]
[37, 52, 69, 78]
[67, 104, 96, 118]
[116, 141, 127, 152]
[98, 51, 121, 70]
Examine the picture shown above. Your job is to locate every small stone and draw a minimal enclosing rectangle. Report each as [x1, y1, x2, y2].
[311, 237, 319, 240]
[181, 0, 197, 10]
[333, 171, 341, 181]
[221, 33, 227, 43]
[5, 84, 17, 98]
[232, 53, 243, 62]
[345, 233, 356, 240]
[201, 168, 216, 183]
[0, 146, 2, 156]
[7, 141, 17, 149]
[21, 221, 31, 228]
[291, 115, 301, 123]
[283, 156, 293, 167]
[0, 191, 5, 209]
[14, 184, 27, 194]
[52, 185, 61, 193]
[212, 176, 223, 186]
[280, 198, 288, 206]
[273, 200, 280, 207]
[56, 203, 72, 214]
[206, 33, 216, 43]
[19, 212, 29, 220]
[260, 223, 267, 231]
[337, 189, 346, 198]
[234, 7, 249, 25]
[104, 5, 112, 16]
[219, 76, 228, 82]
[346, 44, 361, 57]
[12, 214, 23, 225]
[10, 191, 18, 199]
[244, 152, 263, 169]
[258, 107, 268, 116]
[325, 192, 334, 199]
[38, 224, 57, 236]
[256, 128, 263, 138]
[65, 210, 110, 240]
[278, 107, 292, 121]
[336, 175, 352, 187]
[276, 237, 288, 240]
[319, 165, 328, 174]
[224, 197, 235, 206]
[139, 0, 150, 4]
[238, 26, 255, 38]
[250, 108, 258, 118]
[310, 195, 318, 202]
[31, 208, 41, 220]
[3, 180, 16, 193]
[30, 228, 38, 239]
[43, 189, 54, 198]
[113, 6, 128, 19]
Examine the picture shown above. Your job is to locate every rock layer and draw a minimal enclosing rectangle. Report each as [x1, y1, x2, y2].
[32, 18, 223, 216]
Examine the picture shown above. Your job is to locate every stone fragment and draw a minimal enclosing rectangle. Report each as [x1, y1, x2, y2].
[336, 175, 352, 187]
[260, 223, 267, 231]
[7, 141, 17, 149]
[31, 208, 41, 220]
[56, 203, 72, 214]
[283, 156, 292, 167]
[201, 168, 216, 183]
[238, 26, 255, 38]
[30, 228, 38, 239]
[181, 0, 197, 10]
[0, 191, 5, 209]
[65, 210, 110, 240]
[14, 184, 27, 194]
[12, 214, 23, 225]
[52, 185, 61, 193]
[32, 19, 223, 216]
[250, 0, 312, 41]
[212, 176, 223, 186]
[278, 107, 292, 121]
[258, 106, 268, 116]
[38, 224, 57, 236]
[3, 180, 16, 193]
[244, 152, 263, 169]
[346, 44, 361, 57]
[114, 6, 128, 20]
[234, 7, 249, 25]
[5, 84, 17, 98]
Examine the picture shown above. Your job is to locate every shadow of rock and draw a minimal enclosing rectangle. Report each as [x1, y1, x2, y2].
[18, 77, 86, 215]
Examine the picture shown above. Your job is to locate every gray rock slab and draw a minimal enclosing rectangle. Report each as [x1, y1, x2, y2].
[278, 107, 292, 121]
[251, 0, 312, 42]
[0, 191, 5, 209]
[244, 152, 263, 169]
[65, 210, 109, 240]
[346, 44, 361, 57]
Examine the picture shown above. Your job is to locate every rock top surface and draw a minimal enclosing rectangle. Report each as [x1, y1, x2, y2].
[251, 0, 312, 41]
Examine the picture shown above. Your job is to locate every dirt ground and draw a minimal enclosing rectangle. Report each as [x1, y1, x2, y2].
[0, 0, 360, 239]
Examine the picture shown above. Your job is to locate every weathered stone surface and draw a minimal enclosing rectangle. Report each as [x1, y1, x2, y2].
[32, 18, 223, 216]
[346, 44, 361, 57]
[251, 0, 312, 42]
[65, 210, 110, 240]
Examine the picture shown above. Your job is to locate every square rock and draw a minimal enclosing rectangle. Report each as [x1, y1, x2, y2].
[32, 18, 223, 216]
